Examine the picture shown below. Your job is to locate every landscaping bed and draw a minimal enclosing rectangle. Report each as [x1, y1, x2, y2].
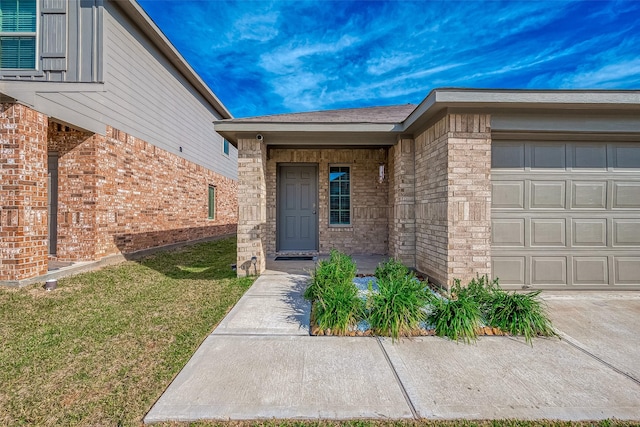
[306, 250, 555, 344]
[311, 276, 517, 338]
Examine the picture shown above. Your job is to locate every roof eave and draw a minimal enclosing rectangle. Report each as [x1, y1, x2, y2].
[402, 89, 640, 133]
[213, 120, 400, 143]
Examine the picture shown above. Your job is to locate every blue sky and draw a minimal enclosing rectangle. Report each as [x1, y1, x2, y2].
[138, 0, 640, 118]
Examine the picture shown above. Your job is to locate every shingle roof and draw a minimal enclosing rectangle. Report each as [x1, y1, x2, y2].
[227, 104, 417, 124]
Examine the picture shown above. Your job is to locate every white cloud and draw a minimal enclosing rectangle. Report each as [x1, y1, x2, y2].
[557, 58, 640, 88]
[232, 11, 280, 42]
[366, 52, 422, 76]
[259, 34, 360, 74]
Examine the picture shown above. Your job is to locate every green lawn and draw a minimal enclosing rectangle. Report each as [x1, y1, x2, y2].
[0, 237, 254, 426]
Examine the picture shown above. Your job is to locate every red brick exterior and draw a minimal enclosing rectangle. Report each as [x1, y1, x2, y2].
[0, 104, 49, 281]
[1, 103, 238, 283]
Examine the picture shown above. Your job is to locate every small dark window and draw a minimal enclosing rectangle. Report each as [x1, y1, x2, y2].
[329, 166, 350, 225]
[208, 185, 216, 219]
[223, 139, 230, 156]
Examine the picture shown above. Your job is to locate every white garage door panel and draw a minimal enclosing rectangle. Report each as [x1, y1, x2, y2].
[615, 257, 640, 285]
[492, 257, 526, 285]
[571, 182, 607, 208]
[492, 219, 525, 246]
[572, 219, 607, 246]
[530, 181, 566, 209]
[612, 182, 640, 208]
[531, 257, 567, 285]
[492, 181, 524, 208]
[531, 219, 566, 246]
[573, 257, 609, 285]
[492, 141, 640, 289]
[613, 219, 640, 246]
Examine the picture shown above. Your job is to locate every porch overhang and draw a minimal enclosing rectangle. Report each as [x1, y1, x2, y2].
[214, 125, 404, 147]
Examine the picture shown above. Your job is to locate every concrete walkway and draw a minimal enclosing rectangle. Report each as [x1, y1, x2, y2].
[145, 271, 640, 423]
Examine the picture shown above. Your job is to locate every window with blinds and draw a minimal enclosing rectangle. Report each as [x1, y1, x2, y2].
[329, 166, 351, 226]
[0, 0, 37, 69]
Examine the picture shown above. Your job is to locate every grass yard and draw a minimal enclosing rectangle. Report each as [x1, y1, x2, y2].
[0, 237, 254, 426]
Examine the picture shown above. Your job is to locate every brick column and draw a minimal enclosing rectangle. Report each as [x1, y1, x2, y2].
[236, 136, 267, 276]
[48, 124, 102, 261]
[446, 114, 492, 284]
[0, 104, 49, 283]
[388, 137, 416, 267]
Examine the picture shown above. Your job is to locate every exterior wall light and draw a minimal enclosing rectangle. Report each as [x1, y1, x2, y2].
[378, 162, 386, 183]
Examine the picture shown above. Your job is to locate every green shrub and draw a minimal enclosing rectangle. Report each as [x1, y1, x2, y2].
[444, 275, 556, 344]
[427, 279, 482, 343]
[455, 275, 500, 314]
[304, 250, 362, 334]
[368, 259, 430, 341]
[485, 289, 556, 344]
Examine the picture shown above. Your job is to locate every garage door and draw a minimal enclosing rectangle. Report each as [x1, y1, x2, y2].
[491, 141, 640, 290]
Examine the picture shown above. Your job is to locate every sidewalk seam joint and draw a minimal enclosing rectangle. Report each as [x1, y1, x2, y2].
[375, 337, 419, 420]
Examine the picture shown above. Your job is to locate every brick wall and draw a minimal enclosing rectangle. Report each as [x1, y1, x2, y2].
[236, 136, 267, 277]
[47, 124, 238, 262]
[265, 148, 389, 255]
[0, 104, 48, 282]
[414, 114, 492, 288]
[388, 137, 416, 266]
[98, 127, 237, 257]
[48, 124, 103, 260]
[447, 114, 492, 283]
[415, 116, 450, 285]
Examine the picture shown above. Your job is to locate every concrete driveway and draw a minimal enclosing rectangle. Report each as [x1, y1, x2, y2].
[145, 272, 640, 423]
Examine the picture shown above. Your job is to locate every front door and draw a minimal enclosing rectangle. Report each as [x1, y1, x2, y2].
[277, 165, 318, 251]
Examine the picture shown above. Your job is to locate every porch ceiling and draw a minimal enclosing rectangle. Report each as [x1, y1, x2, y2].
[220, 130, 402, 146]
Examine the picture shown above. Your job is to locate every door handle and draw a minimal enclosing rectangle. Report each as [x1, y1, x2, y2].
[312, 211, 316, 214]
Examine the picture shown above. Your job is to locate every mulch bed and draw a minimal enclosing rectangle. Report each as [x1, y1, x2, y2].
[310, 324, 510, 337]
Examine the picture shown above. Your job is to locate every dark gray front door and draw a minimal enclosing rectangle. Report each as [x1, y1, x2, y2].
[277, 165, 318, 251]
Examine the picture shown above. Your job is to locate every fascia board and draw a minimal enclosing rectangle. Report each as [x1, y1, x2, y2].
[401, 89, 640, 133]
[214, 122, 401, 133]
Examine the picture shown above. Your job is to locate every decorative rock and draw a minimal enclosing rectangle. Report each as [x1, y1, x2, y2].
[325, 328, 331, 336]
[485, 326, 493, 335]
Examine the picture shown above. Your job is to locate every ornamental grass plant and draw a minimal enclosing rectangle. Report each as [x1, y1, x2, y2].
[427, 279, 483, 343]
[304, 250, 362, 334]
[435, 275, 556, 344]
[368, 259, 430, 341]
[484, 288, 556, 344]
